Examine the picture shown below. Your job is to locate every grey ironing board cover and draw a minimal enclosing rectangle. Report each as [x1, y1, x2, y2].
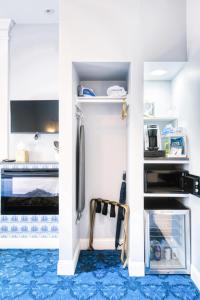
[76, 121, 85, 220]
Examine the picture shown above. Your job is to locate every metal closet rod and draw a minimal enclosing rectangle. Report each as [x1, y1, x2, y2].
[75, 102, 128, 120]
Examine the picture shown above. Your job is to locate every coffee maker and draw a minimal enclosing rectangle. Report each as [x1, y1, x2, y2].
[144, 124, 165, 157]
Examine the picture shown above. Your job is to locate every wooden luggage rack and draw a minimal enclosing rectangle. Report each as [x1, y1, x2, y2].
[88, 198, 129, 268]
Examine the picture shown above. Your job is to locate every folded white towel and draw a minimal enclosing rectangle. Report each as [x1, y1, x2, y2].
[107, 86, 127, 97]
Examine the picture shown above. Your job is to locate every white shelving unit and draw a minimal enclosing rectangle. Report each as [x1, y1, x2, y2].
[143, 62, 192, 277]
[143, 113, 189, 199]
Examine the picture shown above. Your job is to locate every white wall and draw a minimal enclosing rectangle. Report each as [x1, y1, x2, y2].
[187, 0, 200, 61]
[172, 63, 200, 175]
[9, 133, 58, 162]
[59, 0, 187, 62]
[80, 104, 126, 241]
[9, 24, 58, 161]
[144, 81, 172, 116]
[0, 19, 13, 160]
[172, 62, 200, 287]
[142, 0, 187, 61]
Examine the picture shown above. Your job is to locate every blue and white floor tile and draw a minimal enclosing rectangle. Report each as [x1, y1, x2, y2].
[0, 249, 199, 300]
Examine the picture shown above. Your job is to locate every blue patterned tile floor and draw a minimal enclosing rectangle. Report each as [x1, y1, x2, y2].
[0, 249, 200, 300]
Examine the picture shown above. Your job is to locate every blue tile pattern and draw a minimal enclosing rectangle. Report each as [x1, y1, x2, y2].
[0, 215, 58, 238]
[0, 249, 199, 300]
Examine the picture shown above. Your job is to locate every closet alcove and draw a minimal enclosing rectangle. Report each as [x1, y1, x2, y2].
[72, 62, 130, 249]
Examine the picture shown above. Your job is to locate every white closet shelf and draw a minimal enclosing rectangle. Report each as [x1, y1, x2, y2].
[76, 96, 127, 103]
[144, 116, 178, 122]
[144, 158, 189, 164]
[144, 193, 189, 198]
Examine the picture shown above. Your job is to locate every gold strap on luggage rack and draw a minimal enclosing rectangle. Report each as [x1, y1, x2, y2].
[88, 198, 129, 268]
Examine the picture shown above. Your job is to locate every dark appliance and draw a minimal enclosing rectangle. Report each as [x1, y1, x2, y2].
[1, 169, 59, 215]
[144, 125, 165, 158]
[144, 168, 200, 195]
[144, 150, 165, 158]
[10, 100, 59, 133]
[148, 125, 159, 151]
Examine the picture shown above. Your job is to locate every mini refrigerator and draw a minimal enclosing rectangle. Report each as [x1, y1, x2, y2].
[145, 200, 190, 274]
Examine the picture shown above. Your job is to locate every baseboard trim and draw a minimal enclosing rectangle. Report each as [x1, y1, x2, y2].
[191, 264, 200, 291]
[57, 242, 80, 275]
[128, 260, 145, 277]
[80, 238, 123, 250]
[0, 237, 121, 250]
[0, 238, 59, 249]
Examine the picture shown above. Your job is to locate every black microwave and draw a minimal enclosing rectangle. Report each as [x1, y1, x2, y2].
[144, 168, 200, 195]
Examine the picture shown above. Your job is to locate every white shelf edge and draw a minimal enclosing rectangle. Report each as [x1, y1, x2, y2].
[76, 96, 127, 104]
[77, 96, 127, 99]
[144, 193, 189, 198]
[144, 159, 189, 164]
[77, 99, 124, 104]
[144, 117, 178, 122]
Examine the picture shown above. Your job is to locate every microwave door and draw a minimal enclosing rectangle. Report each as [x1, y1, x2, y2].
[183, 174, 200, 196]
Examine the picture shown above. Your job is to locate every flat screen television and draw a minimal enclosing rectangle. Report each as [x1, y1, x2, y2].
[10, 100, 59, 133]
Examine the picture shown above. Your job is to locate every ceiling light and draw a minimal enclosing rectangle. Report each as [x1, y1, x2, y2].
[151, 69, 168, 76]
[45, 9, 55, 15]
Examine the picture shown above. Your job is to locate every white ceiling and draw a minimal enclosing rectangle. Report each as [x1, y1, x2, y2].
[144, 62, 186, 81]
[0, 0, 58, 24]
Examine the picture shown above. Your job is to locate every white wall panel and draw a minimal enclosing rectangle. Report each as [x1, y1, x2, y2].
[187, 0, 200, 60]
[172, 62, 200, 286]
[142, 0, 187, 61]
[0, 19, 13, 160]
[9, 24, 59, 161]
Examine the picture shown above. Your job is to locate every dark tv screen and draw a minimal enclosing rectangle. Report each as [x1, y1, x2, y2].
[11, 100, 59, 133]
